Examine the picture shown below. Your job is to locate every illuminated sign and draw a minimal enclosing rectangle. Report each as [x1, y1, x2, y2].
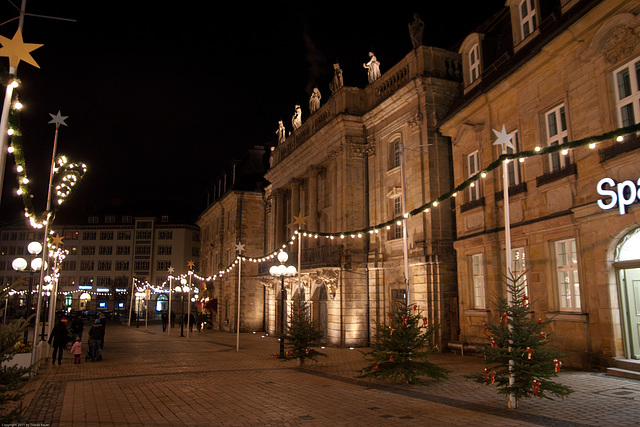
[78, 285, 92, 290]
[597, 177, 640, 215]
[96, 288, 110, 293]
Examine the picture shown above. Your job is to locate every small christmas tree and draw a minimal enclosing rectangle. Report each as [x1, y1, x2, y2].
[281, 297, 326, 366]
[466, 272, 572, 408]
[358, 300, 448, 384]
[1, 300, 34, 423]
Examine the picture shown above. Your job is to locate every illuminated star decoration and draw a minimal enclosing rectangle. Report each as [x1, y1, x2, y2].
[51, 234, 64, 246]
[492, 125, 516, 153]
[0, 28, 43, 69]
[48, 111, 68, 127]
[167, 266, 175, 275]
[235, 242, 245, 253]
[293, 213, 308, 228]
[187, 260, 195, 270]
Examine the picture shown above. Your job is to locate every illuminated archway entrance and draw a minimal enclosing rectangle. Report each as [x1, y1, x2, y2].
[615, 227, 640, 360]
[80, 293, 91, 311]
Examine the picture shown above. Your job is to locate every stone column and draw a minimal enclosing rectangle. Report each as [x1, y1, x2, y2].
[290, 179, 301, 219]
[308, 167, 319, 232]
[274, 188, 285, 247]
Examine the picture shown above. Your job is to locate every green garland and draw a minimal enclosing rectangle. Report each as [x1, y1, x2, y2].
[6, 79, 88, 230]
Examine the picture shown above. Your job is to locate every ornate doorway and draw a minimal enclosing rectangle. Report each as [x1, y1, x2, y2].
[615, 227, 640, 360]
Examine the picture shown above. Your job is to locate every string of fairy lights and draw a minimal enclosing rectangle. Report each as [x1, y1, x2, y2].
[3, 62, 639, 297]
[123, 122, 640, 293]
[5, 78, 88, 229]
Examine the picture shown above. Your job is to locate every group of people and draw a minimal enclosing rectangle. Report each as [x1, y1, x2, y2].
[160, 310, 206, 333]
[48, 312, 107, 365]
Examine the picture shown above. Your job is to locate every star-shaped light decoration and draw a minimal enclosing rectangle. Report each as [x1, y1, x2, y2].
[492, 125, 516, 153]
[187, 260, 195, 270]
[51, 234, 64, 246]
[48, 110, 68, 127]
[293, 212, 308, 228]
[0, 28, 43, 70]
[167, 266, 175, 275]
[235, 242, 245, 253]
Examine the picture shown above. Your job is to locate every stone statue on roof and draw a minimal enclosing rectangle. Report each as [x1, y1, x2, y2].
[329, 63, 344, 94]
[408, 13, 424, 48]
[363, 52, 381, 84]
[309, 88, 321, 114]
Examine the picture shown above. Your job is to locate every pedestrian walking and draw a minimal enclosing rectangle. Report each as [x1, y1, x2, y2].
[161, 311, 168, 332]
[71, 313, 84, 340]
[48, 317, 69, 365]
[196, 312, 204, 332]
[170, 310, 176, 327]
[70, 337, 83, 364]
[88, 319, 105, 362]
[189, 313, 195, 332]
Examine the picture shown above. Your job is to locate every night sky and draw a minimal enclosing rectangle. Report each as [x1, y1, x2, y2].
[0, 1, 506, 224]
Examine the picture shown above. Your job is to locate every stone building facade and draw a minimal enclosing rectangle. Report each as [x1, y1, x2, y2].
[439, 0, 640, 368]
[262, 46, 461, 348]
[196, 146, 269, 332]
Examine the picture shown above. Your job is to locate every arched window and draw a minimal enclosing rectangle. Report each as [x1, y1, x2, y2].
[616, 228, 640, 262]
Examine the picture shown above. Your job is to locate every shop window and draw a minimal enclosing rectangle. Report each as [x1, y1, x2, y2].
[555, 238, 580, 311]
[471, 253, 486, 309]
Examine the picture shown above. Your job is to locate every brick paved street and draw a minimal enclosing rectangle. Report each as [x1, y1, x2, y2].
[14, 322, 640, 426]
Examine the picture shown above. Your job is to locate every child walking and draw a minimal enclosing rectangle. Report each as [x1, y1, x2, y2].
[70, 337, 83, 364]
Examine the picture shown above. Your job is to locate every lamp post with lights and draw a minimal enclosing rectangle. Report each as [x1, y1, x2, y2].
[12, 241, 43, 346]
[269, 251, 297, 358]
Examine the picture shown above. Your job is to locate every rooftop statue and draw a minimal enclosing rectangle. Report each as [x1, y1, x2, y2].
[292, 105, 302, 131]
[276, 120, 286, 145]
[363, 52, 381, 84]
[309, 87, 321, 114]
[329, 63, 344, 94]
[408, 13, 424, 49]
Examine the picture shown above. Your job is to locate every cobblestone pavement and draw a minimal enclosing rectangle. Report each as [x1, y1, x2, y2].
[14, 322, 640, 426]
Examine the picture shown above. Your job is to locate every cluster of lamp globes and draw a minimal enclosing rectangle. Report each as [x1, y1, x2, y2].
[10, 241, 53, 293]
[269, 251, 297, 277]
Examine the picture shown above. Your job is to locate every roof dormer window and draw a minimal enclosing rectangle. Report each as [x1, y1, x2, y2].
[469, 43, 480, 83]
[519, 0, 537, 39]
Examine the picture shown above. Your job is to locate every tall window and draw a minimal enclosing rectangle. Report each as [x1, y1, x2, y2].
[471, 253, 486, 309]
[614, 56, 640, 128]
[467, 151, 480, 201]
[555, 238, 580, 311]
[469, 43, 480, 83]
[519, 0, 537, 39]
[392, 196, 403, 240]
[506, 131, 522, 187]
[510, 247, 528, 296]
[545, 105, 569, 172]
[391, 139, 402, 169]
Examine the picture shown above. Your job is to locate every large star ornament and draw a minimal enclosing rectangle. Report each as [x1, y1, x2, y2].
[167, 266, 175, 275]
[293, 213, 308, 228]
[187, 260, 195, 270]
[51, 234, 64, 246]
[49, 111, 68, 127]
[492, 125, 516, 153]
[0, 28, 43, 70]
[235, 242, 245, 253]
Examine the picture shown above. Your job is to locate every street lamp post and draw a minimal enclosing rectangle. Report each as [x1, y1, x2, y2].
[269, 251, 297, 358]
[12, 241, 43, 345]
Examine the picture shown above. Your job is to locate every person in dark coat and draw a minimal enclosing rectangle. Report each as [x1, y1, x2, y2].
[188, 313, 195, 332]
[170, 311, 176, 327]
[48, 317, 69, 365]
[161, 311, 168, 331]
[88, 319, 105, 362]
[71, 313, 84, 340]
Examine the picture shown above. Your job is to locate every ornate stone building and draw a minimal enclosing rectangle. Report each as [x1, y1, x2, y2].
[262, 46, 461, 348]
[439, 0, 640, 368]
[196, 146, 270, 332]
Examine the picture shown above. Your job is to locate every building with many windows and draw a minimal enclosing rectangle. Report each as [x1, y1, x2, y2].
[1, 214, 200, 319]
[439, 0, 640, 368]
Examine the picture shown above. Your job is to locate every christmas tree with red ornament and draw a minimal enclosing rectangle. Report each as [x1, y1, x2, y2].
[281, 297, 326, 366]
[358, 300, 448, 384]
[467, 272, 572, 406]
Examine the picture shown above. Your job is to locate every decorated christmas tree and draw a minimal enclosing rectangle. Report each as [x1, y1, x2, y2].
[281, 297, 326, 366]
[467, 272, 572, 408]
[358, 300, 448, 384]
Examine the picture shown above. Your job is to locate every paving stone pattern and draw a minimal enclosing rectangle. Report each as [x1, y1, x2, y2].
[18, 323, 640, 426]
